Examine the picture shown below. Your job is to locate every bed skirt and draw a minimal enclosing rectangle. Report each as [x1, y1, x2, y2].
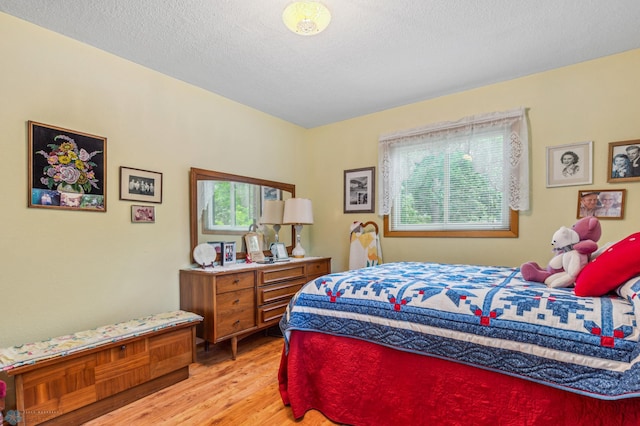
[279, 331, 640, 426]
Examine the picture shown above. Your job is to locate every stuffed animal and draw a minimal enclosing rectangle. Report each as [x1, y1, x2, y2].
[521, 216, 601, 285]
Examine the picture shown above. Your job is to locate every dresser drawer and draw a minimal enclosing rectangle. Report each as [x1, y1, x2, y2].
[258, 301, 290, 327]
[260, 264, 306, 285]
[306, 259, 330, 279]
[216, 271, 255, 293]
[216, 288, 256, 338]
[258, 278, 306, 305]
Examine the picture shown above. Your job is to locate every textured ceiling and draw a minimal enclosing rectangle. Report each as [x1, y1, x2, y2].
[2, 1, 640, 128]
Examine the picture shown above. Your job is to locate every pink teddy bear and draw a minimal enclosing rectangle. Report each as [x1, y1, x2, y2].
[521, 216, 601, 284]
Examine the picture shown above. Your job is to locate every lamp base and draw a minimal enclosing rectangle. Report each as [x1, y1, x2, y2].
[292, 224, 306, 258]
[291, 243, 305, 258]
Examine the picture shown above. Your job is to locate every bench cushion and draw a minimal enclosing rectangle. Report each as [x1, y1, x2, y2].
[0, 310, 202, 371]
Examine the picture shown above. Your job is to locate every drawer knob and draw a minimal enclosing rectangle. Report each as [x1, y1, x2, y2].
[234, 320, 240, 327]
[120, 345, 126, 351]
[233, 299, 240, 304]
[234, 279, 240, 284]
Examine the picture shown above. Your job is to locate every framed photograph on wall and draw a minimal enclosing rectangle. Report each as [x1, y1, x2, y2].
[607, 139, 640, 183]
[120, 166, 163, 203]
[546, 141, 593, 187]
[577, 189, 626, 220]
[28, 121, 106, 211]
[131, 205, 155, 223]
[344, 167, 375, 213]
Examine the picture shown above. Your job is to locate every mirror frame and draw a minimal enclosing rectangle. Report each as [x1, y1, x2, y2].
[189, 167, 295, 263]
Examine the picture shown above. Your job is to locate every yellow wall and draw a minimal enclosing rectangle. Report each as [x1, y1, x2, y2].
[0, 13, 306, 346]
[308, 49, 640, 271]
[2, 11, 639, 347]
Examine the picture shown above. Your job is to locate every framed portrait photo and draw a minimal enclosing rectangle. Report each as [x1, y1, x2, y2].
[120, 166, 162, 203]
[344, 167, 375, 213]
[546, 141, 593, 188]
[270, 242, 289, 261]
[28, 121, 107, 212]
[223, 241, 237, 265]
[577, 189, 626, 220]
[131, 205, 155, 223]
[244, 232, 265, 262]
[607, 139, 640, 183]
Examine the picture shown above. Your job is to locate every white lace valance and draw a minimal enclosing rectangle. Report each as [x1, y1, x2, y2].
[378, 107, 529, 216]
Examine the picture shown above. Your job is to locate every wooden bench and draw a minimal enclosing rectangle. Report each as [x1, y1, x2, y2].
[0, 310, 202, 426]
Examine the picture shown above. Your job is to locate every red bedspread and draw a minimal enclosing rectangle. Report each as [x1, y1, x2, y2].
[279, 331, 640, 425]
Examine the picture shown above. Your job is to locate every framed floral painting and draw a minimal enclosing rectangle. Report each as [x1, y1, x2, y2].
[28, 121, 107, 211]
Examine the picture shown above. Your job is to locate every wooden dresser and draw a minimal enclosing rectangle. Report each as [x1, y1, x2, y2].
[180, 257, 330, 358]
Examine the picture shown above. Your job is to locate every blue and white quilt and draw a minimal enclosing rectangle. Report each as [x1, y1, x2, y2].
[280, 262, 640, 399]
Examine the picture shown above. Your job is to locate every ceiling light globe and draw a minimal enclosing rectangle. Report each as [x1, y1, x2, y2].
[283, 1, 331, 36]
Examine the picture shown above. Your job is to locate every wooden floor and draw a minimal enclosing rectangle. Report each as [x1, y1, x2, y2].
[84, 331, 338, 425]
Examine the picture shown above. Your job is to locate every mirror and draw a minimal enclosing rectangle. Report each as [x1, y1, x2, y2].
[190, 168, 295, 263]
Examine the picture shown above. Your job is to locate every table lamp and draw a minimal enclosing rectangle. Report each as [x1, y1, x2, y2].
[261, 200, 285, 242]
[283, 198, 314, 258]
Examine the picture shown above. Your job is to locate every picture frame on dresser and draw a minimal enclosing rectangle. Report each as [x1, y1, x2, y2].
[28, 121, 107, 212]
[223, 241, 237, 265]
[270, 242, 289, 261]
[244, 232, 265, 262]
[607, 139, 640, 182]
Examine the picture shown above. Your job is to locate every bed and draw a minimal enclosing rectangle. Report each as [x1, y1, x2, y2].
[279, 245, 640, 425]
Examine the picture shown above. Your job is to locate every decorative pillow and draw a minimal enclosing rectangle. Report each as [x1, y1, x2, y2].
[575, 232, 640, 297]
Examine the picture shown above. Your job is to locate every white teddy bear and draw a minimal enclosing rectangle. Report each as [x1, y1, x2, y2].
[544, 226, 590, 288]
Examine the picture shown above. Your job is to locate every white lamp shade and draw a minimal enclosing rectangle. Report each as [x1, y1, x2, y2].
[283, 198, 314, 225]
[261, 200, 284, 225]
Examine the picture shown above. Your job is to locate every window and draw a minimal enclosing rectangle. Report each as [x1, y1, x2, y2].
[202, 181, 260, 232]
[379, 108, 529, 237]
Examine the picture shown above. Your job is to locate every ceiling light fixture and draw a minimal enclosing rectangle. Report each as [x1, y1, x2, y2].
[282, 1, 331, 36]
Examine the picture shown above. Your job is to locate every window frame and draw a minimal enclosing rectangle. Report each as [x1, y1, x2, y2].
[383, 209, 518, 238]
[378, 108, 528, 238]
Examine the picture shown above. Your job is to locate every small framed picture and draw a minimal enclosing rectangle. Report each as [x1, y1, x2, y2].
[270, 242, 289, 261]
[131, 205, 155, 223]
[207, 241, 224, 263]
[344, 167, 375, 213]
[223, 241, 236, 265]
[546, 141, 593, 187]
[577, 189, 626, 220]
[28, 121, 107, 211]
[120, 166, 163, 203]
[244, 232, 265, 262]
[607, 139, 640, 183]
